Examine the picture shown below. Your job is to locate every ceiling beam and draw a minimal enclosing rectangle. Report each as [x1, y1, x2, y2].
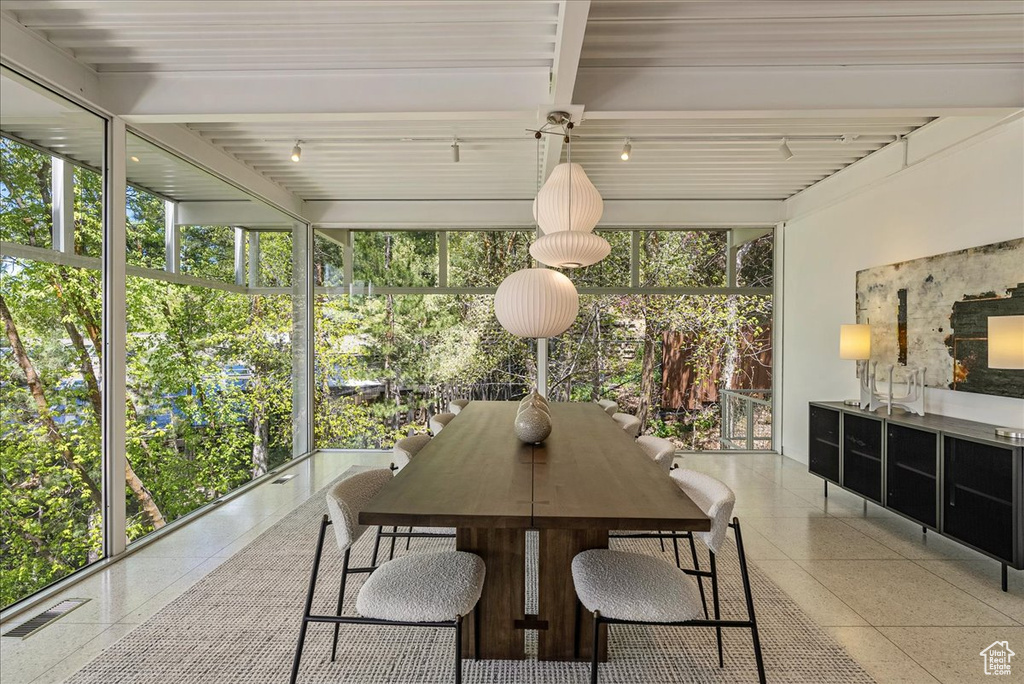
[100, 67, 551, 123]
[575, 65, 1024, 114]
[305, 198, 781, 227]
[541, 0, 591, 182]
[1, 13, 102, 108]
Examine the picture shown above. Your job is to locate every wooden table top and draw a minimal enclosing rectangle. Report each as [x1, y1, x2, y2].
[359, 400, 710, 532]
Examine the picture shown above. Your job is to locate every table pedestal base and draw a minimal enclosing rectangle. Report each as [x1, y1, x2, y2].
[537, 528, 608, 662]
[457, 528, 526, 660]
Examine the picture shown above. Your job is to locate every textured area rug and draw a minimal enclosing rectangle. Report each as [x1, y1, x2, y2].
[64, 467, 874, 683]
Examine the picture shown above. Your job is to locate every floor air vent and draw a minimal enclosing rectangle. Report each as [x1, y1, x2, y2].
[3, 599, 89, 638]
[272, 474, 296, 484]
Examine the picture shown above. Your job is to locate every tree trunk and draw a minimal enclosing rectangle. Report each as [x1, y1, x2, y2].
[636, 332, 658, 434]
[251, 407, 269, 479]
[0, 293, 102, 507]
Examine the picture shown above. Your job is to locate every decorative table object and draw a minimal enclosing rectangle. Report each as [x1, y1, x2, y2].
[514, 405, 552, 444]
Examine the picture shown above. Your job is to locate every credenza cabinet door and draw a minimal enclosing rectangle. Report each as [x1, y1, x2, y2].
[886, 424, 938, 528]
[843, 414, 884, 503]
[943, 437, 1015, 563]
[809, 406, 840, 483]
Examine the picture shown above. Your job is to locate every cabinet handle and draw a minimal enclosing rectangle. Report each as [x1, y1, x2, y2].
[949, 450, 956, 507]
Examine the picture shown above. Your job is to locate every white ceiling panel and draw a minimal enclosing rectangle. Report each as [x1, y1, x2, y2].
[5, 0, 561, 72]
[582, 1, 1024, 67]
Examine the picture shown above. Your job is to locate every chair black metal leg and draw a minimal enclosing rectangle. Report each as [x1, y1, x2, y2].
[474, 603, 481, 661]
[330, 548, 351, 662]
[733, 520, 766, 684]
[659, 531, 665, 552]
[389, 526, 398, 560]
[370, 526, 383, 567]
[688, 534, 709, 619]
[671, 535, 681, 569]
[574, 600, 582, 659]
[406, 527, 412, 551]
[710, 551, 723, 668]
[591, 611, 601, 684]
[290, 515, 330, 684]
[455, 615, 463, 684]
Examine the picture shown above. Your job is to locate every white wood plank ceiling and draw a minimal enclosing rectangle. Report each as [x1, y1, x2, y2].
[2, 1, 1021, 204]
[582, 0, 1024, 67]
[2, 0, 561, 72]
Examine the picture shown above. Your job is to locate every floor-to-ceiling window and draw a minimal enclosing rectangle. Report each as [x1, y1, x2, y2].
[1, 69, 107, 606]
[311, 226, 773, 451]
[121, 133, 306, 543]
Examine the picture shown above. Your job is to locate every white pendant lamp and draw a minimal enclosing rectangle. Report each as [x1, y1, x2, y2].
[494, 268, 579, 338]
[530, 231, 610, 269]
[533, 162, 603, 235]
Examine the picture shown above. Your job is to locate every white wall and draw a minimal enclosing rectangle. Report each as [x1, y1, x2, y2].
[781, 118, 1024, 463]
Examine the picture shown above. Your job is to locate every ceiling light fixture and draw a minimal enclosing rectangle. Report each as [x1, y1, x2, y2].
[451, 138, 460, 163]
[620, 138, 631, 161]
[777, 138, 794, 161]
[290, 141, 302, 163]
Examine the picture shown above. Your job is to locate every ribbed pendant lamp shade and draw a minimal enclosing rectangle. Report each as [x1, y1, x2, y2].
[530, 231, 611, 269]
[494, 268, 579, 338]
[533, 163, 603, 235]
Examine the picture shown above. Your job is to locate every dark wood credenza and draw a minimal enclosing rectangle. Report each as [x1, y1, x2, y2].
[808, 401, 1024, 591]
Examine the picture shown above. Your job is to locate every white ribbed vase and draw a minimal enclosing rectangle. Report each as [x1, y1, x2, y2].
[494, 268, 579, 338]
[533, 163, 603, 235]
[530, 231, 611, 268]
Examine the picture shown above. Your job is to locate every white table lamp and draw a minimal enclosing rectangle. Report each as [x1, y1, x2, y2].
[840, 324, 872, 407]
[988, 315, 1024, 440]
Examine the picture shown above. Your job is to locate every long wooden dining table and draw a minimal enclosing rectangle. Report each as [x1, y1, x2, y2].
[359, 400, 711, 662]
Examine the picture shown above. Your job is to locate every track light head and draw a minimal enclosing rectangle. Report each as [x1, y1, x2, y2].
[290, 142, 302, 163]
[620, 138, 632, 161]
[778, 138, 794, 161]
[451, 139, 460, 163]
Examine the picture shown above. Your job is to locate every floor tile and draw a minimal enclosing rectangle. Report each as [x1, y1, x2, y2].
[27, 623, 137, 684]
[880, 626, 1024, 683]
[915, 559, 1024, 624]
[822, 626, 941, 684]
[799, 560, 1018, 627]
[754, 560, 868, 626]
[745, 517, 902, 560]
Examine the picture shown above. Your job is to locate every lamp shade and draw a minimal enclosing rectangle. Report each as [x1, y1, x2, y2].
[529, 231, 611, 269]
[494, 268, 579, 338]
[988, 315, 1024, 369]
[533, 163, 603, 235]
[839, 324, 871, 360]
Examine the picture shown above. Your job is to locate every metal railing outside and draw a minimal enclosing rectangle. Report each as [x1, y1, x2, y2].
[720, 389, 772, 450]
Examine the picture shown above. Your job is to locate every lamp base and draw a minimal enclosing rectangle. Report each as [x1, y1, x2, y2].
[995, 427, 1024, 440]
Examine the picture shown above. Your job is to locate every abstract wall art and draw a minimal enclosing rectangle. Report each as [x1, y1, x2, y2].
[856, 238, 1024, 399]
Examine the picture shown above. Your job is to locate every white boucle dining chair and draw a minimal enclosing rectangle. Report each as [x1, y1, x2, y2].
[290, 468, 485, 684]
[611, 412, 641, 438]
[429, 412, 457, 434]
[572, 470, 764, 684]
[448, 398, 470, 414]
[636, 435, 676, 473]
[377, 433, 455, 562]
[596, 399, 618, 416]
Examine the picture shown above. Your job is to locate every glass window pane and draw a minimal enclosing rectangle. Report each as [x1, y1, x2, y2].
[0, 137, 52, 248]
[73, 167, 102, 258]
[736, 231, 774, 288]
[180, 224, 236, 282]
[313, 230, 346, 287]
[640, 230, 727, 288]
[559, 230, 632, 288]
[314, 293, 532, 448]
[125, 186, 166, 270]
[1, 69, 106, 607]
[447, 230, 532, 287]
[548, 293, 772, 451]
[256, 231, 292, 287]
[353, 231, 437, 287]
[124, 132, 302, 544]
